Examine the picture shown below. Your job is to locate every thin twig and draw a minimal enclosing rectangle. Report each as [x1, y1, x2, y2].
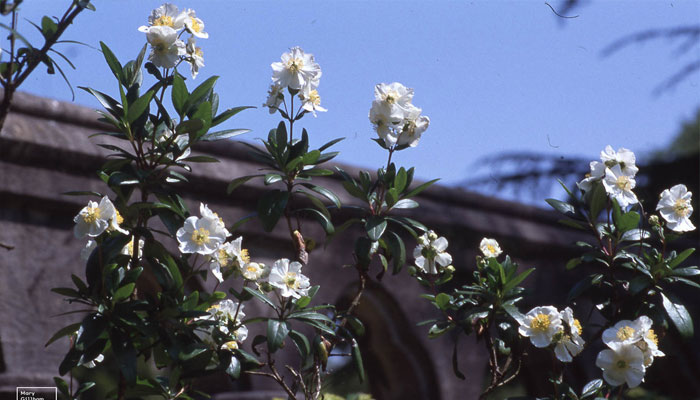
[544, 2, 579, 19]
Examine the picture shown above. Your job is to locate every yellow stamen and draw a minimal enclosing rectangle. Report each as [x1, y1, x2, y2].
[308, 90, 321, 106]
[646, 329, 658, 346]
[284, 272, 298, 289]
[153, 15, 174, 27]
[83, 206, 101, 224]
[191, 227, 210, 246]
[531, 313, 551, 332]
[217, 248, 232, 267]
[487, 244, 497, 255]
[616, 175, 632, 191]
[573, 319, 582, 335]
[673, 199, 691, 218]
[190, 19, 203, 33]
[222, 341, 238, 351]
[616, 360, 627, 369]
[616, 326, 636, 341]
[286, 57, 304, 73]
[240, 249, 250, 264]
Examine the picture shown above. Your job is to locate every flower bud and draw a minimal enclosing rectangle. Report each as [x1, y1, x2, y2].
[648, 215, 660, 227]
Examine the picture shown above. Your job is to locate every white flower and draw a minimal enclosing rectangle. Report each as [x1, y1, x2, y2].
[413, 231, 452, 275]
[73, 196, 117, 238]
[209, 237, 250, 283]
[242, 262, 269, 281]
[271, 47, 322, 90]
[635, 316, 664, 366]
[517, 306, 562, 348]
[596, 341, 646, 388]
[197, 300, 247, 348]
[479, 238, 502, 258]
[602, 164, 638, 208]
[299, 85, 327, 117]
[176, 215, 227, 255]
[186, 37, 204, 79]
[374, 82, 414, 121]
[554, 307, 585, 363]
[146, 25, 185, 69]
[396, 105, 429, 148]
[602, 319, 644, 347]
[577, 161, 606, 192]
[600, 145, 639, 177]
[107, 209, 129, 235]
[184, 9, 208, 39]
[208, 299, 244, 323]
[200, 203, 230, 237]
[369, 100, 399, 147]
[268, 258, 310, 299]
[138, 3, 187, 32]
[80, 239, 96, 260]
[264, 83, 284, 113]
[657, 184, 695, 232]
[121, 236, 145, 259]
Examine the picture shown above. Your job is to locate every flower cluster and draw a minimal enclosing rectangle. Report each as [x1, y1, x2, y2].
[578, 145, 639, 207]
[369, 82, 430, 148]
[517, 306, 585, 363]
[266, 47, 326, 117]
[196, 299, 248, 352]
[74, 196, 133, 261]
[413, 231, 452, 275]
[596, 316, 664, 388]
[138, 3, 208, 78]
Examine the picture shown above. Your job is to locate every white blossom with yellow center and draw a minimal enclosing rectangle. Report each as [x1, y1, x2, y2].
[271, 47, 322, 91]
[176, 214, 226, 255]
[242, 262, 269, 281]
[138, 3, 186, 32]
[657, 184, 695, 232]
[146, 25, 185, 69]
[596, 341, 646, 387]
[602, 164, 638, 207]
[396, 105, 430, 148]
[186, 37, 205, 79]
[268, 259, 310, 299]
[479, 237, 503, 258]
[517, 306, 562, 348]
[74, 196, 117, 238]
[300, 84, 327, 117]
[554, 307, 585, 363]
[264, 83, 284, 114]
[184, 9, 208, 39]
[600, 145, 639, 177]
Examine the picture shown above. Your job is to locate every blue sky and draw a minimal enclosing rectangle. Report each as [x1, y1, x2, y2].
[13, 1, 700, 196]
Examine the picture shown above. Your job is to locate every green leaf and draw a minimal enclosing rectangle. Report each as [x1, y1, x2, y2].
[435, 293, 450, 310]
[589, 182, 607, 221]
[615, 211, 640, 233]
[668, 248, 695, 269]
[243, 287, 277, 311]
[342, 181, 367, 200]
[392, 199, 419, 209]
[74, 382, 96, 397]
[404, 178, 439, 198]
[184, 76, 218, 116]
[301, 183, 341, 209]
[452, 339, 466, 380]
[54, 377, 69, 397]
[226, 357, 241, 379]
[100, 41, 123, 84]
[172, 74, 188, 116]
[545, 198, 576, 217]
[502, 268, 534, 295]
[661, 292, 693, 338]
[581, 379, 603, 398]
[384, 231, 406, 274]
[395, 167, 408, 193]
[40, 16, 58, 40]
[298, 208, 334, 235]
[227, 175, 261, 194]
[267, 319, 289, 353]
[79, 86, 123, 118]
[351, 339, 365, 382]
[126, 90, 153, 123]
[212, 106, 254, 126]
[257, 190, 289, 232]
[45, 322, 81, 347]
[365, 216, 387, 241]
[200, 128, 250, 141]
[289, 330, 310, 364]
[318, 137, 345, 151]
[355, 237, 378, 269]
[113, 283, 135, 302]
[111, 329, 137, 384]
[565, 258, 582, 270]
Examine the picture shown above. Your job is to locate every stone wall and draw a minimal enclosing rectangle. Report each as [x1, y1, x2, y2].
[1, 92, 697, 399]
